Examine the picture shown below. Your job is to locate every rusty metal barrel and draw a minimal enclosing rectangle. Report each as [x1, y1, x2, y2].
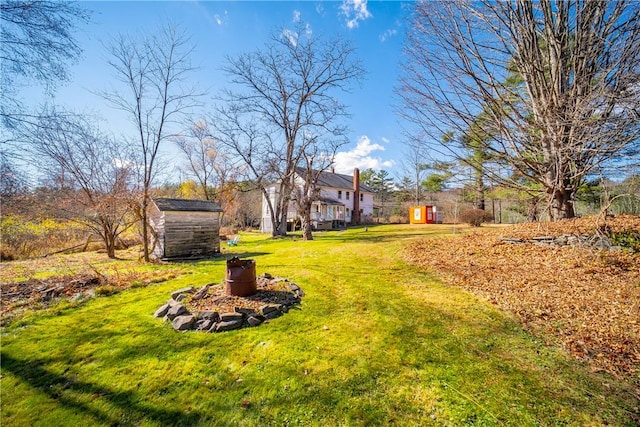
[225, 257, 257, 297]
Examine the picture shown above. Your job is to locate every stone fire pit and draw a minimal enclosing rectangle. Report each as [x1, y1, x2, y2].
[153, 273, 304, 332]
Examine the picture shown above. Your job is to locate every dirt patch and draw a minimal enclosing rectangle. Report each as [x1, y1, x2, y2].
[186, 275, 302, 315]
[403, 215, 640, 388]
[1, 269, 179, 325]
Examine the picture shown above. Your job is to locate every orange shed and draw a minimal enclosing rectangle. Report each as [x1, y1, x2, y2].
[409, 206, 442, 224]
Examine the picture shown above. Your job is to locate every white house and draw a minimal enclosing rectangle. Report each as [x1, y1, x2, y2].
[261, 168, 375, 233]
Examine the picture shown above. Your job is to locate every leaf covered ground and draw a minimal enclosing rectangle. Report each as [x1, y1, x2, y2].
[403, 215, 640, 390]
[0, 249, 180, 326]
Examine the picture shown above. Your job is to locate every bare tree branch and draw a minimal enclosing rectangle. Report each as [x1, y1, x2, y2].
[213, 22, 364, 237]
[100, 23, 204, 261]
[399, 0, 640, 221]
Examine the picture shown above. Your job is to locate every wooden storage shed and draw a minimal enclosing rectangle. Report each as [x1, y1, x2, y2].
[149, 198, 223, 260]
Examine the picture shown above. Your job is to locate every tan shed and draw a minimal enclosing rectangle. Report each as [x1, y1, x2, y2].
[149, 198, 223, 260]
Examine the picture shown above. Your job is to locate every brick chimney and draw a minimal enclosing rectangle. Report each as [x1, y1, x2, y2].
[352, 168, 360, 225]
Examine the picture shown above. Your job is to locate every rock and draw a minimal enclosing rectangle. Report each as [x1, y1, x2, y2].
[500, 238, 523, 244]
[171, 287, 195, 300]
[197, 311, 220, 322]
[247, 315, 264, 327]
[259, 304, 280, 316]
[287, 283, 300, 292]
[195, 319, 213, 331]
[172, 315, 195, 331]
[567, 236, 580, 246]
[156, 276, 303, 332]
[154, 303, 171, 318]
[531, 236, 554, 241]
[215, 319, 243, 332]
[220, 312, 244, 322]
[263, 310, 282, 320]
[41, 287, 58, 301]
[593, 236, 611, 250]
[235, 307, 257, 316]
[286, 283, 305, 298]
[192, 285, 210, 301]
[165, 304, 188, 320]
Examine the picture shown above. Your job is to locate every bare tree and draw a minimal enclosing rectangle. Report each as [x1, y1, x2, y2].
[213, 23, 364, 237]
[1, 0, 91, 194]
[293, 134, 343, 240]
[398, 142, 430, 204]
[101, 24, 203, 261]
[27, 112, 135, 258]
[399, 0, 640, 221]
[174, 119, 239, 222]
[0, 0, 91, 130]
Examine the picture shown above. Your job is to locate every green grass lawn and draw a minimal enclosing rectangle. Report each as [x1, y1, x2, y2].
[2, 224, 638, 426]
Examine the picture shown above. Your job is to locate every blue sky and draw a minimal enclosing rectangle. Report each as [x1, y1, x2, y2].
[30, 1, 414, 180]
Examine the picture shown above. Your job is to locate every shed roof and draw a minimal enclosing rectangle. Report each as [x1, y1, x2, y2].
[152, 198, 223, 212]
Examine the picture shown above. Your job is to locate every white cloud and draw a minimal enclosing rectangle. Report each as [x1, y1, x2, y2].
[340, 0, 372, 30]
[213, 11, 227, 26]
[282, 29, 298, 47]
[379, 28, 397, 42]
[333, 135, 395, 174]
[293, 10, 301, 23]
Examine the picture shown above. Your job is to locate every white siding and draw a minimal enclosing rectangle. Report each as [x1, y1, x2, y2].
[261, 177, 376, 230]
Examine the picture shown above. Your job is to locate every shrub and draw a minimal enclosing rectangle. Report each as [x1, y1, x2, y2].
[459, 209, 493, 227]
[0, 215, 86, 259]
[220, 226, 239, 240]
[611, 231, 640, 252]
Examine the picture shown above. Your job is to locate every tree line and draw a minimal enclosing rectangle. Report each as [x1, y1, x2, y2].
[1, 0, 638, 260]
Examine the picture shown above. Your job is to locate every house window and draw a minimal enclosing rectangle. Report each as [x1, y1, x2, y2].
[360, 193, 363, 202]
[338, 190, 342, 199]
[346, 192, 350, 200]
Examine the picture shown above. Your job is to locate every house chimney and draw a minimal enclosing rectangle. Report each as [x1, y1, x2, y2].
[352, 168, 360, 225]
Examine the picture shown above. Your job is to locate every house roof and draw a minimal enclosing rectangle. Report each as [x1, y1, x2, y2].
[152, 198, 223, 212]
[295, 168, 375, 193]
[315, 197, 344, 206]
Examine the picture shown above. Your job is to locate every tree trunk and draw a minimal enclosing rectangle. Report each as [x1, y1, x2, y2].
[301, 209, 313, 241]
[474, 169, 485, 211]
[141, 196, 150, 262]
[549, 188, 575, 221]
[100, 219, 118, 259]
[105, 234, 116, 259]
[526, 198, 538, 222]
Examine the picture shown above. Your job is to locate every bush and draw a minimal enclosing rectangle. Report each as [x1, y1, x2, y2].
[459, 209, 493, 227]
[220, 226, 239, 240]
[0, 215, 86, 259]
[611, 231, 640, 252]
